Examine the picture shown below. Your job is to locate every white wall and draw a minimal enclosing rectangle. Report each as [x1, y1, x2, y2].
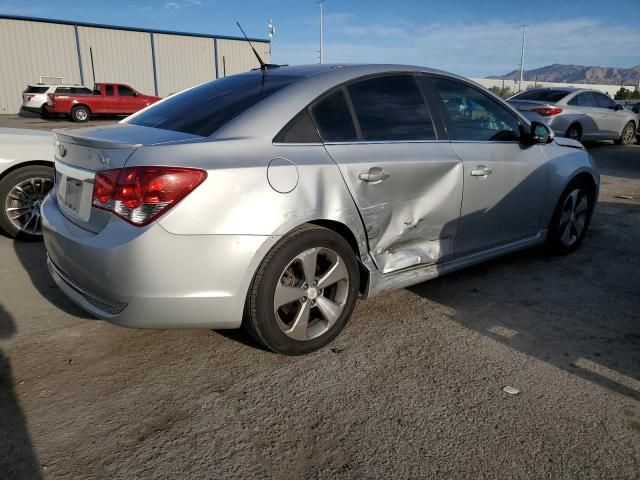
[0, 17, 270, 113]
[0, 19, 81, 113]
[471, 77, 635, 97]
[77, 26, 156, 95]
[154, 34, 216, 97]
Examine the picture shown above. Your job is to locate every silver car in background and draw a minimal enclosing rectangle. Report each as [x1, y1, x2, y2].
[0, 128, 54, 239]
[509, 87, 637, 144]
[42, 64, 599, 355]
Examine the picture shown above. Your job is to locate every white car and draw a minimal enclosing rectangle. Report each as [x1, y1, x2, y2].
[22, 84, 92, 118]
[0, 128, 54, 239]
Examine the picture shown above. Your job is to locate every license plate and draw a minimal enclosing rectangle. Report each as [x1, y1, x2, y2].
[63, 178, 83, 213]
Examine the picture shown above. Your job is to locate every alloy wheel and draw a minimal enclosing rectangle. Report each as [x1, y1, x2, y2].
[4, 177, 53, 236]
[273, 247, 349, 341]
[558, 188, 588, 247]
[622, 123, 635, 144]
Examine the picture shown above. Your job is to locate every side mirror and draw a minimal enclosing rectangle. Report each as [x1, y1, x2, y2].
[612, 104, 623, 111]
[522, 121, 554, 145]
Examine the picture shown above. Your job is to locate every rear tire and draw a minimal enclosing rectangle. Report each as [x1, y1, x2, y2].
[546, 177, 594, 255]
[40, 105, 51, 119]
[615, 121, 635, 145]
[243, 224, 360, 355]
[565, 123, 582, 142]
[71, 105, 90, 123]
[0, 165, 54, 240]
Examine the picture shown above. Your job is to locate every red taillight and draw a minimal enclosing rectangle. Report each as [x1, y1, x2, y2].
[92, 166, 207, 226]
[532, 107, 563, 117]
[25, 94, 35, 101]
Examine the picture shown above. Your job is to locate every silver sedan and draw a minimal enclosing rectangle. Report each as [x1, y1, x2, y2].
[509, 87, 637, 144]
[42, 64, 599, 354]
[0, 128, 54, 239]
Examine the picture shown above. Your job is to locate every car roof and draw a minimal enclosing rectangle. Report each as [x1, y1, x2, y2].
[28, 83, 86, 87]
[248, 63, 459, 81]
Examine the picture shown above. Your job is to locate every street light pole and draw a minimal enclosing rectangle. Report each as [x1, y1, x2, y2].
[318, 0, 324, 64]
[519, 25, 528, 92]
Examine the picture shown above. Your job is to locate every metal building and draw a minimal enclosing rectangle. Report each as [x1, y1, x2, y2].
[0, 15, 270, 114]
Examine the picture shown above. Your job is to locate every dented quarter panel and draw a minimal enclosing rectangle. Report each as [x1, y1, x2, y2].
[138, 141, 370, 261]
[324, 142, 463, 273]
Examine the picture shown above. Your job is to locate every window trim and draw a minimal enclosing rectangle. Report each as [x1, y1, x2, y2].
[425, 73, 525, 144]
[274, 71, 444, 146]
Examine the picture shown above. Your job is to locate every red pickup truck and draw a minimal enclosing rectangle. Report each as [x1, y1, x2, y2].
[47, 83, 161, 122]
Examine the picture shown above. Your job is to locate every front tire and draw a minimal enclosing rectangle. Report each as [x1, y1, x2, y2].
[71, 105, 90, 123]
[0, 165, 54, 240]
[615, 121, 635, 145]
[546, 178, 594, 254]
[565, 123, 582, 142]
[243, 224, 360, 355]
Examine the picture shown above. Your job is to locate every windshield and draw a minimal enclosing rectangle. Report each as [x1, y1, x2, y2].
[510, 89, 570, 103]
[126, 73, 301, 137]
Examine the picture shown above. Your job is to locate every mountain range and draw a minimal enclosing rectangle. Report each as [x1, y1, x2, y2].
[488, 64, 640, 86]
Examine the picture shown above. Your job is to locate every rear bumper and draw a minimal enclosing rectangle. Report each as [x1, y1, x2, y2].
[42, 194, 278, 329]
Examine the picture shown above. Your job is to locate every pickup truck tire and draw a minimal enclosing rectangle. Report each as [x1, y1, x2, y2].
[71, 105, 90, 123]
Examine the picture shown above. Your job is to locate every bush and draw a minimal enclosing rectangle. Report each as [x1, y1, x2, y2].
[614, 87, 640, 100]
[488, 86, 514, 98]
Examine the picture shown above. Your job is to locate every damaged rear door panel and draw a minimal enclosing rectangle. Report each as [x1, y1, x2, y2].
[326, 142, 463, 273]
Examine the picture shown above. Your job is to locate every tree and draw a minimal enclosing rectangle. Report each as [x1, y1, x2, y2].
[614, 87, 640, 100]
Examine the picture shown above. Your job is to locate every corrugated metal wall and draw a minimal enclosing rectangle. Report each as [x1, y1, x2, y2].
[0, 19, 81, 113]
[0, 16, 270, 114]
[77, 26, 155, 95]
[154, 34, 215, 97]
[217, 39, 270, 77]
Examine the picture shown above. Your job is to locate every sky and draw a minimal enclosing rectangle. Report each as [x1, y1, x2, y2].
[1, 0, 639, 77]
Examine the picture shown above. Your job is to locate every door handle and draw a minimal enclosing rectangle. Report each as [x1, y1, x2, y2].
[359, 167, 389, 183]
[470, 166, 492, 177]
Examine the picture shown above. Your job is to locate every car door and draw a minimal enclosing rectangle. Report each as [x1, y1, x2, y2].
[117, 85, 138, 114]
[313, 74, 464, 274]
[103, 84, 116, 113]
[592, 92, 628, 138]
[427, 76, 548, 257]
[565, 92, 604, 139]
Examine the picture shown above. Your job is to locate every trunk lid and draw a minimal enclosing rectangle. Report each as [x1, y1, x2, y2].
[508, 99, 554, 112]
[53, 124, 202, 232]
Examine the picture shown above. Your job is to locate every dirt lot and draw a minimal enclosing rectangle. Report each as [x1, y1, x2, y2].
[1, 115, 639, 479]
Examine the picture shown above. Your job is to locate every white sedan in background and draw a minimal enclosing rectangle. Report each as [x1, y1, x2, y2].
[0, 128, 54, 239]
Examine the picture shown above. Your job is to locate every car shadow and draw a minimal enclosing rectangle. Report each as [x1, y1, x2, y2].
[0, 304, 42, 479]
[407, 199, 640, 401]
[12, 241, 91, 318]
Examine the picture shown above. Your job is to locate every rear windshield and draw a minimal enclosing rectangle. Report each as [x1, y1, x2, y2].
[127, 73, 300, 137]
[24, 86, 48, 94]
[510, 89, 569, 102]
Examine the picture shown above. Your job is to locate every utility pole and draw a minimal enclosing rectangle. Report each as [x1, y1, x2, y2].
[317, 0, 324, 64]
[268, 19, 275, 60]
[519, 25, 528, 92]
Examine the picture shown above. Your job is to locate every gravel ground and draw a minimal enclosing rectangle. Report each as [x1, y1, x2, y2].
[0, 115, 639, 479]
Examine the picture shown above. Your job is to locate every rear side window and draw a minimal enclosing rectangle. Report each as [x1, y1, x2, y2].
[274, 110, 321, 143]
[511, 89, 569, 103]
[105, 85, 114, 96]
[347, 75, 436, 141]
[310, 90, 357, 142]
[118, 86, 135, 97]
[432, 78, 519, 142]
[593, 92, 616, 109]
[127, 73, 300, 137]
[24, 86, 48, 94]
[568, 93, 596, 107]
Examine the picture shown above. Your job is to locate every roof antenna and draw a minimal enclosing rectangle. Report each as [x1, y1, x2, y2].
[236, 22, 267, 71]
